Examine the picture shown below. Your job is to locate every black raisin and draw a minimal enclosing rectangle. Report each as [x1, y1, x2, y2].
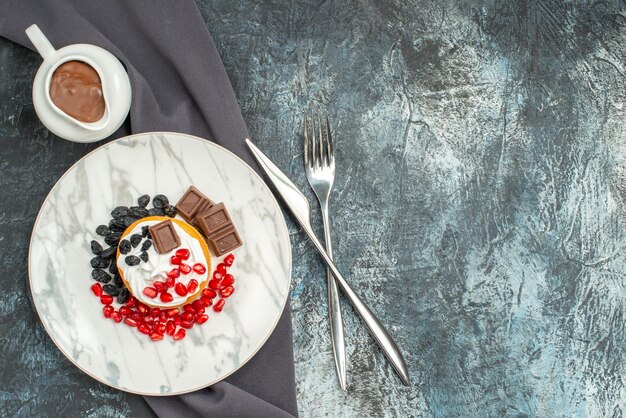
[103, 284, 120, 296]
[163, 205, 177, 218]
[122, 216, 138, 227]
[125, 255, 141, 266]
[90, 257, 109, 268]
[90, 240, 103, 255]
[104, 234, 121, 246]
[130, 234, 143, 247]
[141, 239, 152, 252]
[153, 194, 169, 209]
[92, 269, 111, 283]
[96, 225, 110, 236]
[139, 251, 149, 262]
[116, 288, 130, 304]
[130, 206, 149, 218]
[108, 259, 118, 274]
[141, 226, 150, 237]
[109, 219, 125, 232]
[113, 273, 123, 287]
[148, 208, 165, 216]
[111, 206, 130, 219]
[138, 194, 150, 208]
[100, 246, 116, 259]
[119, 240, 131, 254]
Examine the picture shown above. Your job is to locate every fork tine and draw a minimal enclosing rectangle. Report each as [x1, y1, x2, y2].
[303, 112, 309, 165]
[325, 113, 333, 161]
[317, 110, 324, 165]
[311, 111, 318, 166]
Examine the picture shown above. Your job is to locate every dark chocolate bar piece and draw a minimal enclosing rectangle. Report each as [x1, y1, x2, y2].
[175, 186, 214, 222]
[196, 203, 233, 237]
[148, 220, 181, 254]
[208, 226, 242, 256]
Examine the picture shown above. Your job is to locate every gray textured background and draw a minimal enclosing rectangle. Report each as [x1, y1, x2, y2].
[1, 0, 625, 417]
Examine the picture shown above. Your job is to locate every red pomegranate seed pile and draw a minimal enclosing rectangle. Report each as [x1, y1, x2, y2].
[141, 248, 207, 302]
[90, 253, 237, 341]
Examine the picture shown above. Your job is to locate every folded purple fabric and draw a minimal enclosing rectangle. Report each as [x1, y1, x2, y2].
[0, 1, 297, 416]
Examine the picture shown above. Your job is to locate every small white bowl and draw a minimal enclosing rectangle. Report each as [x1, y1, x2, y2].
[26, 24, 131, 143]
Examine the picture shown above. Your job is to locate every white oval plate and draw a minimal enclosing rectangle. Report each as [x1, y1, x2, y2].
[28, 132, 291, 395]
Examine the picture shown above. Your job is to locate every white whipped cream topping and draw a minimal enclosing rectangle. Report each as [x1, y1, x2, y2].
[118, 219, 209, 307]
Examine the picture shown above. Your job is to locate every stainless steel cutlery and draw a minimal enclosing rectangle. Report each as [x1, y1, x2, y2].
[246, 138, 410, 386]
[303, 111, 346, 390]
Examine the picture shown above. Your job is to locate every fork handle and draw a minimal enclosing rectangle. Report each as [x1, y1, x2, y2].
[320, 202, 347, 390]
[304, 221, 410, 386]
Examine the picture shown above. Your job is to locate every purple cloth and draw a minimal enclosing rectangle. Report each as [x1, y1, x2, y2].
[0, 1, 298, 416]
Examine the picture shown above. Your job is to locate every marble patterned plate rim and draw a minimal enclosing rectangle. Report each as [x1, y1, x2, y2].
[27, 131, 292, 396]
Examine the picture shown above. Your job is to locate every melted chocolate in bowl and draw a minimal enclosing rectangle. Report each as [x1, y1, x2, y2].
[49, 61, 105, 123]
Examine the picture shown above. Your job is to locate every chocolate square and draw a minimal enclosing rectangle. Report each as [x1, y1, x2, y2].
[208, 226, 242, 256]
[196, 203, 232, 237]
[191, 200, 215, 229]
[148, 220, 181, 254]
[175, 186, 214, 222]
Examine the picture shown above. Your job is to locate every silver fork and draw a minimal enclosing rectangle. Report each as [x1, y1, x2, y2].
[304, 110, 347, 390]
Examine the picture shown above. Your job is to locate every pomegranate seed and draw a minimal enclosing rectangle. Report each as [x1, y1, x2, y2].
[150, 332, 164, 341]
[187, 279, 198, 293]
[181, 312, 194, 322]
[222, 274, 235, 287]
[173, 328, 186, 340]
[192, 299, 206, 312]
[213, 271, 223, 281]
[125, 298, 136, 308]
[159, 313, 168, 323]
[213, 299, 225, 312]
[155, 323, 167, 334]
[160, 292, 174, 302]
[142, 287, 158, 299]
[202, 288, 217, 298]
[165, 277, 176, 288]
[183, 305, 195, 313]
[100, 294, 113, 305]
[91, 283, 103, 297]
[138, 324, 151, 334]
[224, 253, 235, 267]
[181, 320, 193, 329]
[208, 280, 221, 290]
[174, 316, 182, 326]
[153, 281, 166, 292]
[176, 248, 190, 260]
[170, 255, 182, 265]
[144, 316, 154, 325]
[195, 314, 209, 324]
[174, 283, 188, 297]
[150, 308, 161, 318]
[194, 306, 205, 315]
[111, 311, 123, 323]
[167, 268, 180, 279]
[166, 308, 179, 318]
[131, 312, 143, 322]
[103, 305, 114, 318]
[201, 296, 213, 306]
[179, 263, 192, 274]
[220, 286, 235, 298]
[165, 321, 176, 336]
[119, 306, 131, 316]
[136, 302, 149, 314]
[124, 317, 138, 327]
[216, 263, 227, 275]
[192, 263, 206, 274]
